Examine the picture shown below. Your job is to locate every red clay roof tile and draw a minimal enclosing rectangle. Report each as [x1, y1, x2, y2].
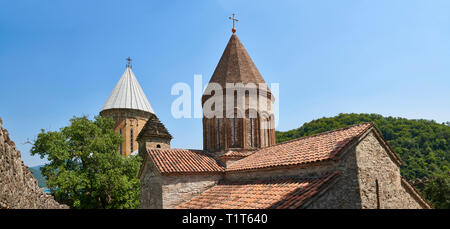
[176, 172, 340, 209]
[227, 123, 373, 172]
[146, 148, 224, 174]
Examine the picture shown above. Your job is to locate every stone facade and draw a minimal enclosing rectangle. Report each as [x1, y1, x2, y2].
[137, 113, 172, 158]
[138, 33, 430, 209]
[305, 130, 428, 209]
[140, 158, 221, 209]
[146, 128, 428, 209]
[100, 108, 152, 156]
[201, 33, 276, 153]
[161, 174, 222, 209]
[0, 117, 68, 209]
[140, 159, 164, 208]
[354, 131, 426, 209]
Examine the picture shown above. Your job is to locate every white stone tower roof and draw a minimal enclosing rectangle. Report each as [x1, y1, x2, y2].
[101, 66, 155, 114]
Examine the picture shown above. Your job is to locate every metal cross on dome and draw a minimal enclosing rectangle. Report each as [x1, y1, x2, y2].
[229, 13, 239, 33]
[126, 56, 132, 68]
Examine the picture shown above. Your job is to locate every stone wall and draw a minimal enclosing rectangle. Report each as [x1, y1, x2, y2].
[202, 87, 276, 153]
[140, 158, 163, 209]
[305, 144, 363, 209]
[140, 157, 222, 209]
[354, 130, 429, 209]
[223, 128, 429, 209]
[140, 158, 222, 209]
[138, 138, 171, 158]
[162, 174, 222, 209]
[225, 161, 334, 182]
[0, 117, 68, 209]
[306, 129, 430, 209]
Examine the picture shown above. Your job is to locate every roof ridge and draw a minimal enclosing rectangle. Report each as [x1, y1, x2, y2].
[272, 122, 373, 147]
[226, 122, 375, 172]
[147, 148, 204, 152]
[223, 171, 340, 184]
[146, 148, 224, 174]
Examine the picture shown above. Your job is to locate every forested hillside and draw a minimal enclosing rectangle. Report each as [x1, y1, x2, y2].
[276, 113, 449, 208]
[29, 165, 47, 188]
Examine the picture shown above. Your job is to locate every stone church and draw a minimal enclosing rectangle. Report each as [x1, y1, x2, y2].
[101, 28, 430, 209]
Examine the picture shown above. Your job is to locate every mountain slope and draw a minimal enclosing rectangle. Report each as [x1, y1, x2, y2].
[29, 165, 47, 188]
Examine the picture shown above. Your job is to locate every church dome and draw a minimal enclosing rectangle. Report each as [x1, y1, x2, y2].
[101, 66, 155, 114]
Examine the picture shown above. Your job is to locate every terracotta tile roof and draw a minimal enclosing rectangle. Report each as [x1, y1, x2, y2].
[176, 172, 340, 209]
[227, 123, 373, 172]
[137, 114, 172, 141]
[205, 33, 267, 90]
[220, 150, 255, 158]
[202, 33, 272, 105]
[146, 148, 224, 174]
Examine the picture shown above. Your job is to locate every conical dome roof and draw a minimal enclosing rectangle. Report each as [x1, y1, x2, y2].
[101, 66, 154, 114]
[206, 33, 268, 88]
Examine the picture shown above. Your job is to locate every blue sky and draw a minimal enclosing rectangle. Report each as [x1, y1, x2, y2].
[1, 0, 449, 167]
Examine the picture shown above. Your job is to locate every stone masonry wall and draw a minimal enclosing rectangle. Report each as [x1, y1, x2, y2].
[162, 174, 222, 209]
[225, 161, 335, 182]
[140, 159, 163, 209]
[307, 129, 429, 209]
[0, 117, 68, 209]
[305, 144, 363, 209]
[224, 129, 429, 209]
[140, 157, 222, 209]
[354, 131, 428, 209]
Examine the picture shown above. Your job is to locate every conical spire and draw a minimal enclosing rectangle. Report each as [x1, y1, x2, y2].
[101, 66, 155, 114]
[137, 114, 172, 141]
[206, 33, 268, 89]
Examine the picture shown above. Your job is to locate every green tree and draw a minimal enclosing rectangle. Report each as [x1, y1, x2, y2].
[31, 116, 141, 209]
[422, 172, 450, 209]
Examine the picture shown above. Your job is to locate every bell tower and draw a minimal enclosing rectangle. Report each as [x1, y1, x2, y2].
[202, 21, 275, 155]
[101, 58, 170, 156]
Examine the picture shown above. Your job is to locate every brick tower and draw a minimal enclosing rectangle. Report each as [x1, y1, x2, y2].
[201, 30, 275, 155]
[100, 60, 171, 157]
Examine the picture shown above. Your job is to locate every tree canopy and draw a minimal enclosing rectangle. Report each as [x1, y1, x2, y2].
[276, 113, 449, 208]
[31, 116, 141, 209]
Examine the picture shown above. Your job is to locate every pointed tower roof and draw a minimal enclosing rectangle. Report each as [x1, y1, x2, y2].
[101, 66, 155, 114]
[206, 33, 268, 88]
[137, 114, 172, 141]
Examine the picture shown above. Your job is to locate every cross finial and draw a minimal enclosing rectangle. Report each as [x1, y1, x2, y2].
[228, 13, 238, 33]
[126, 56, 132, 68]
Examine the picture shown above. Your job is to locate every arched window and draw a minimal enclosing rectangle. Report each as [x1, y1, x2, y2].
[248, 119, 252, 147]
[249, 116, 257, 147]
[217, 119, 221, 149]
[156, 144, 161, 148]
[119, 129, 123, 155]
[206, 120, 210, 150]
[263, 120, 267, 146]
[233, 117, 237, 146]
[130, 128, 134, 153]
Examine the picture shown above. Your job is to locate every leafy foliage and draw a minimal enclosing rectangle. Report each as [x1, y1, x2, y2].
[31, 116, 141, 209]
[422, 172, 450, 209]
[276, 113, 450, 208]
